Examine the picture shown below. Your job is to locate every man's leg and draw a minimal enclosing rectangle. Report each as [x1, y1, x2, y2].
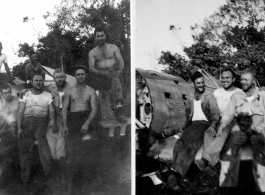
[111, 76, 127, 122]
[46, 127, 57, 159]
[171, 121, 210, 177]
[250, 133, 265, 192]
[17, 117, 35, 183]
[34, 118, 53, 177]
[219, 131, 248, 188]
[64, 112, 87, 194]
[200, 121, 235, 169]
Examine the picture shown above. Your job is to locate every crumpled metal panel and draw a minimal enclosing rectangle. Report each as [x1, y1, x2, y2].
[137, 68, 194, 137]
[136, 68, 221, 140]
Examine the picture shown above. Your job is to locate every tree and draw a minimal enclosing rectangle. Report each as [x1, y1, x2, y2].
[160, 0, 265, 85]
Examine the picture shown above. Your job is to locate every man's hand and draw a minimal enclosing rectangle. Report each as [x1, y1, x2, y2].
[206, 125, 216, 140]
[49, 120, 59, 133]
[48, 119, 55, 129]
[216, 126, 223, 137]
[81, 123, 90, 134]
[17, 128, 23, 138]
[62, 125, 69, 136]
[108, 70, 121, 78]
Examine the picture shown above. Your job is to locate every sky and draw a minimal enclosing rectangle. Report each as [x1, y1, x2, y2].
[133, 0, 226, 71]
[0, 0, 61, 71]
[1, 0, 227, 73]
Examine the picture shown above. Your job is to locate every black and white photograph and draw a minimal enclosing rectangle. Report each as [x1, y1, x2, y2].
[135, 0, 265, 195]
[0, 0, 131, 194]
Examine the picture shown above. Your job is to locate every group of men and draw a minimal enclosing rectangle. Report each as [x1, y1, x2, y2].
[0, 27, 127, 193]
[166, 68, 265, 193]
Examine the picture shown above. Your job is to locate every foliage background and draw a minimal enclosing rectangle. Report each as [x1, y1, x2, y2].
[12, 0, 130, 115]
[159, 0, 265, 86]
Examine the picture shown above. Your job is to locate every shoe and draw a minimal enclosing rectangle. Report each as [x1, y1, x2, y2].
[166, 170, 182, 191]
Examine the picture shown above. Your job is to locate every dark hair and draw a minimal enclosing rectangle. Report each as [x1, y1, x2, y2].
[221, 68, 236, 78]
[53, 69, 65, 76]
[0, 83, 11, 92]
[31, 73, 45, 80]
[74, 65, 88, 74]
[94, 27, 107, 37]
[190, 71, 204, 83]
[241, 68, 256, 79]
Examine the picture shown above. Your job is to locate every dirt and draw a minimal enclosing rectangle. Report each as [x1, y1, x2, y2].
[136, 160, 262, 195]
[0, 127, 131, 195]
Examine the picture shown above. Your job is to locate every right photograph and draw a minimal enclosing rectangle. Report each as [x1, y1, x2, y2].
[134, 0, 265, 195]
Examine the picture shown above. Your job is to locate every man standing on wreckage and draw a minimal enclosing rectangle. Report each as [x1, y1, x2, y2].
[166, 71, 220, 191]
[217, 68, 265, 192]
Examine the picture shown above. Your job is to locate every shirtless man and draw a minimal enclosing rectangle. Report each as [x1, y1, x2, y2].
[0, 42, 13, 84]
[0, 83, 19, 165]
[62, 65, 97, 193]
[89, 27, 126, 122]
[17, 74, 55, 183]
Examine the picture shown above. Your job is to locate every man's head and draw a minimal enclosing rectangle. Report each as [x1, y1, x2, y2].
[240, 69, 256, 92]
[221, 68, 236, 90]
[94, 27, 107, 46]
[74, 65, 88, 84]
[31, 74, 44, 90]
[191, 71, 205, 93]
[53, 69, 66, 87]
[30, 53, 38, 65]
[0, 83, 12, 101]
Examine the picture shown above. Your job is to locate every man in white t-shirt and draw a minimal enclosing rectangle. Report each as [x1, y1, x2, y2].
[0, 42, 13, 83]
[17, 74, 56, 183]
[197, 69, 240, 174]
[166, 71, 220, 191]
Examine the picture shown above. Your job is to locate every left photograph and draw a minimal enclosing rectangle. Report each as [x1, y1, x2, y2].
[0, 0, 131, 194]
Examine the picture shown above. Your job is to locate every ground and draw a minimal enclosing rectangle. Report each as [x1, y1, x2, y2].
[0, 125, 131, 195]
[136, 156, 262, 195]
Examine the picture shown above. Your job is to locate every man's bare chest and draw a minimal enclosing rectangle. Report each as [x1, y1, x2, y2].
[71, 90, 90, 102]
[94, 49, 115, 61]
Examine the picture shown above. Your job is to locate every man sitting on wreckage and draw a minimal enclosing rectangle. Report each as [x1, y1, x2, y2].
[216, 68, 265, 192]
[166, 71, 220, 191]
[196, 68, 240, 175]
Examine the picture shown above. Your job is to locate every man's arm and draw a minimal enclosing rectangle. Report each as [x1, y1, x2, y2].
[217, 96, 236, 137]
[62, 88, 71, 135]
[48, 100, 56, 131]
[113, 45, 124, 71]
[205, 94, 220, 136]
[4, 62, 11, 75]
[80, 88, 98, 134]
[17, 102, 26, 138]
[254, 92, 265, 135]
[208, 94, 220, 128]
[25, 65, 32, 81]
